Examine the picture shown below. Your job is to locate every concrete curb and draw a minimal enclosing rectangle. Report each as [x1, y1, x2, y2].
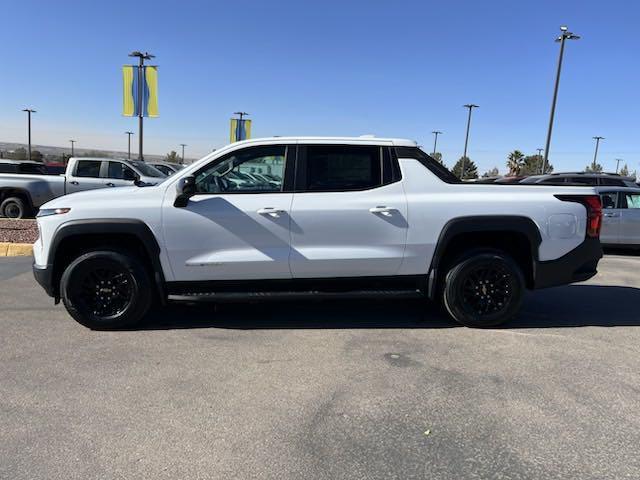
[0, 243, 33, 257]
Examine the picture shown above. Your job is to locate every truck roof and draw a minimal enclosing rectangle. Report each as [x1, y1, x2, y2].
[229, 136, 418, 147]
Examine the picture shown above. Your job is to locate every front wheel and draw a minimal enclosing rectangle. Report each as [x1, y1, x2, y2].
[442, 251, 525, 327]
[60, 250, 152, 329]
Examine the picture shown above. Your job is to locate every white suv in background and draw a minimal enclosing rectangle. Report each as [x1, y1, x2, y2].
[33, 137, 603, 329]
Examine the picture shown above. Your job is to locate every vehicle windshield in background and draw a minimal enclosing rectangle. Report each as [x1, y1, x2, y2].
[130, 161, 166, 178]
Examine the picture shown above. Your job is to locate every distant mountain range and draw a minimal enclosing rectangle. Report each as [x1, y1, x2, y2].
[0, 141, 177, 163]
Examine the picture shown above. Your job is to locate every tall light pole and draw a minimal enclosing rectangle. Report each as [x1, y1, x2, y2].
[233, 111, 249, 141]
[22, 108, 36, 161]
[536, 148, 544, 173]
[125, 131, 134, 160]
[543, 25, 580, 175]
[128, 51, 155, 161]
[432, 130, 442, 156]
[69, 139, 76, 157]
[592, 136, 604, 170]
[462, 104, 479, 179]
[180, 143, 187, 164]
[615, 158, 623, 174]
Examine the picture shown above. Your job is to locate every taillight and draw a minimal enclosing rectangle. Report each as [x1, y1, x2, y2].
[555, 195, 603, 238]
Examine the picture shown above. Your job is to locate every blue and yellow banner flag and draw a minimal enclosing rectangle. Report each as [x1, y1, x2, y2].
[122, 65, 159, 117]
[230, 119, 251, 142]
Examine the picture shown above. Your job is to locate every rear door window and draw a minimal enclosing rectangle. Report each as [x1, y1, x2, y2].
[600, 192, 618, 209]
[74, 160, 102, 178]
[300, 145, 382, 192]
[106, 161, 136, 180]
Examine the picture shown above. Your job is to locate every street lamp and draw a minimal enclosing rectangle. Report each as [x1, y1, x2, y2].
[125, 131, 134, 159]
[462, 104, 479, 179]
[615, 158, 623, 174]
[536, 148, 544, 173]
[592, 136, 604, 170]
[22, 108, 36, 161]
[128, 51, 155, 161]
[69, 139, 76, 157]
[543, 25, 580, 174]
[432, 130, 442, 156]
[180, 143, 187, 164]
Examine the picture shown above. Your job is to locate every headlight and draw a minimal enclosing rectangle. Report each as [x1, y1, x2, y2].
[36, 207, 71, 217]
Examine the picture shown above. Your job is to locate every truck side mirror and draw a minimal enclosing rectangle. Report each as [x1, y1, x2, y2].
[174, 175, 196, 207]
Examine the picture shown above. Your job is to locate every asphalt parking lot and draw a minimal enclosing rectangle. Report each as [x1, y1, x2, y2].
[1, 253, 639, 480]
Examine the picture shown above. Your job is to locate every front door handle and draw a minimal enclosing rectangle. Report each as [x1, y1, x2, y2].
[604, 212, 619, 218]
[70, 181, 79, 185]
[105, 182, 116, 187]
[257, 207, 286, 217]
[369, 206, 395, 216]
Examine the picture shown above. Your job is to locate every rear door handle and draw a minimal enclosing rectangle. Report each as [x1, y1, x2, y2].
[70, 181, 79, 185]
[257, 207, 286, 217]
[604, 212, 620, 218]
[369, 206, 394, 216]
[105, 182, 115, 187]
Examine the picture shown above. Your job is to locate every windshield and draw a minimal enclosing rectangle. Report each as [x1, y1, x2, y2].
[130, 161, 166, 178]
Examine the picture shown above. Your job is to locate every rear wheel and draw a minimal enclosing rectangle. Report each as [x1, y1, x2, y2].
[442, 250, 525, 327]
[60, 250, 152, 329]
[1, 197, 28, 219]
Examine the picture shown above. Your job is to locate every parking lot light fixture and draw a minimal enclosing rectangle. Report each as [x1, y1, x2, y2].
[125, 131, 134, 160]
[592, 136, 604, 170]
[180, 144, 187, 164]
[69, 140, 76, 157]
[432, 131, 442, 156]
[462, 104, 479, 179]
[543, 25, 580, 175]
[22, 108, 36, 161]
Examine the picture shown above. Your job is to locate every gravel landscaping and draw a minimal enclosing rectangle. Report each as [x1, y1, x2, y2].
[0, 219, 38, 243]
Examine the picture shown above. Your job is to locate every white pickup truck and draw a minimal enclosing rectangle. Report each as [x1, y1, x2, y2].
[32, 137, 603, 329]
[0, 157, 166, 218]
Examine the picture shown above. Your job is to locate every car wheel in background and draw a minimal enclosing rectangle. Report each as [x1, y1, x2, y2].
[1, 197, 28, 219]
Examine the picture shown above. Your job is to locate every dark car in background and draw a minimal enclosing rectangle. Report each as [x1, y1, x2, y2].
[0, 160, 48, 175]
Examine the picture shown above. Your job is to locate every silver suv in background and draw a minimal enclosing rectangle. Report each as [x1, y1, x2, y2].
[597, 186, 640, 248]
[521, 172, 637, 187]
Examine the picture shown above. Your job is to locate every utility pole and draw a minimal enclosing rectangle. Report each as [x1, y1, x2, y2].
[125, 131, 134, 160]
[536, 148, 544, 173]
[592, 136, 604, 170]
[22, 109, 36, 161]
[233, 111, 249, 141]
[543, 25, 580, 176]
[432, 130, 442, 156]
[462, 104, 479, 179]
[128, 51, 155, 161]
[69, 139, 76, 157]
[180, 143, 187, 164]
[615, 158, 622, 174]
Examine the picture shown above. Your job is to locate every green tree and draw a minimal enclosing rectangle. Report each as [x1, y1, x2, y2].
[585, 162, 603, 173]
[9, 147, 27, 160]
[452, 156, 478, 180]
[166, 150, 180, 162]
[30, 150, 43, 162]
[431, 152, 444, 164]
[619, 164, 630, 177]
[521, 155, 554, 175]
[482, 167, 500, 178]
[506, 150, 525, 175]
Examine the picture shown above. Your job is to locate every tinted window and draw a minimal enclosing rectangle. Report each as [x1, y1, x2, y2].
[153, 164, 174, 176]
[107, 161, 135, 180]
[600, 192, 618, 209]
[304, 145, 381, 191]
[19, 163, 47, 174]
[129, 161, 166, 178]
[0, 164, 17, 173]
[541, 177, 566, 184]
[75, 160, 101, 178]
[599, 177, 624, 186]
[195, 145, 286, 194]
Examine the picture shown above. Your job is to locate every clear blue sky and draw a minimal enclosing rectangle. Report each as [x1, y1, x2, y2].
[1, 0, 638, 173]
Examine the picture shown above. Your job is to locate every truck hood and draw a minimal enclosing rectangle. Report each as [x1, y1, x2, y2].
[41, 185, 150, 209]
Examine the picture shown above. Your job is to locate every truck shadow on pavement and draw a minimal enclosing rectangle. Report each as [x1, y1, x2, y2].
[133, 284, 640, 331]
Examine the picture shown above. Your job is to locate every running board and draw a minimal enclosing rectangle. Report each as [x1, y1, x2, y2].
[169, 289, 423, 303]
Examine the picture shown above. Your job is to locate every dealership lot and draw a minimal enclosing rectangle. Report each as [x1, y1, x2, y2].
[1, 254, 639, 479]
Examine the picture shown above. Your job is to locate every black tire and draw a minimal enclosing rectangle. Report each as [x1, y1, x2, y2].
[442, 250, 525, 328]
[1, 197, 28, 219]
[60, 250, 152, 330]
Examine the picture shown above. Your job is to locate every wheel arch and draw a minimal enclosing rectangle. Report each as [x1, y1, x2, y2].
[49, 219, 166, 302]
[427, 215, 542, 298]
